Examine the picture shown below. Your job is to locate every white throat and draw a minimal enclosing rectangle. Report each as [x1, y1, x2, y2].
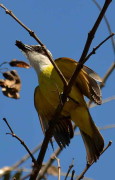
[25, 51, 52, 75]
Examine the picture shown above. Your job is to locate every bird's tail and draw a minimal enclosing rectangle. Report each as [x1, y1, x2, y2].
[71, 106, 104, 164]
[53, 116, 74, 148]
[80, 128, 104, 164]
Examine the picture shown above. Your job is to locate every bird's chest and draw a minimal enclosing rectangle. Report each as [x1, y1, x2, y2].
[39, 66, 63, 108]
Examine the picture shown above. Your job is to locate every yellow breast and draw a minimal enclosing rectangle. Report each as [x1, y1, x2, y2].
[39, 64, 86, 116]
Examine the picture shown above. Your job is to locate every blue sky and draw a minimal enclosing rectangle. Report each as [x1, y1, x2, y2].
[0, 1, 115, 180]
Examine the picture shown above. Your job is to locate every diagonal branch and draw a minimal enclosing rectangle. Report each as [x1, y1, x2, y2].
[0, 4, 68, 87]
[3, 118, 37, 165]
[100, 62, 115, 88]
[85, 33, 115, 61]
[66, 0, 112, 95]
[37, 147, 62, 179]
[64, 160, 74, 180]
[76, 141, 112, 180]
[92, 0, 115, 55]
[29, 1, 112, 179]
[90, 96, 115, 108]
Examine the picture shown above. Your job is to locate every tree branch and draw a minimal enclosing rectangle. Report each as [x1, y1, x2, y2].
[29, 1, 112, 179]
[92, 0, 115, 55]
[55, 156, 61, 180]
[85, 33, 115, 61]
[100, 62, 115, 88]
[3, 118, 37, 165]
[37, 147, 62, 179]
[0, 4, 68, 87]
[64, 160, 74, 180]
[76, 141, 112, 180]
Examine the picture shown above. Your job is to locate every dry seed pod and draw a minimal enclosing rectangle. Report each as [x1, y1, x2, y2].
[0, 70, 21, 99]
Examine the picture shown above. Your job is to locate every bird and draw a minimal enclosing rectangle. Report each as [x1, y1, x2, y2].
[16, 40, 104, 164]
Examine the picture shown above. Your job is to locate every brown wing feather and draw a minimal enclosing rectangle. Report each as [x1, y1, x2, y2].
[55, 57, 102, 104]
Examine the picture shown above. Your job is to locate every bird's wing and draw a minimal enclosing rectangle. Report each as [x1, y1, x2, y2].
[55, 57, 102, 104]
[34, 86, 74, 148]
[34, 86, 50, 133]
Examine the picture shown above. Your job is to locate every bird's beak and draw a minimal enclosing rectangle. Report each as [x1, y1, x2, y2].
[15, 40, 32, 52]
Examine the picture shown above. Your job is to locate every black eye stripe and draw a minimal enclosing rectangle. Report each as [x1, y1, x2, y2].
[31, 46, 47, 56]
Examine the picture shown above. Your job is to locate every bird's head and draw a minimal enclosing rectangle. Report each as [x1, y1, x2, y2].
[15, 40, 52, 73]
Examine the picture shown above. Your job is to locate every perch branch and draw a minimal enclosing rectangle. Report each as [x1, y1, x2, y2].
[29, 1, 112, 179]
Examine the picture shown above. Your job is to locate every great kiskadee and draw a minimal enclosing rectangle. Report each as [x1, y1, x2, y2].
[16, 40, 104, 164]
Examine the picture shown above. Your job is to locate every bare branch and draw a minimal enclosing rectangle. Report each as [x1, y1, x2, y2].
[0, 62, 8, 67]
[0, 4, 68, 87]
[70, 170, 75, 180]
[86, 33, 115, 61]
[37, 147, 61, 179]
[99, 124, 115, 131]
[92, 0, 115, 55]
[64, 160, 74, 180]
[76, 141, 112, 180]
[3, 118, 37, 165]
[3, 118, 14, 134]
[64, 0, 112, 97]
[55, 156, 61, 180]
[100, 62, 115, 88]
[90, 96, 115, 108]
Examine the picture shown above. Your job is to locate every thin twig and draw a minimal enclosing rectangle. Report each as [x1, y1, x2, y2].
[37, 126, 77, 180]
[100, 62, 115, 88]
[55, 156, 61, 180]
[0, 4, 68, 87]
[85, 33, 115, 61]
[64, 160, 74, 180]
[70, 170, 75, 180]
[76, 141, 112, 180]
[0, 61, 8, 67]
[100, 124, 115, 131]
[64, 0, 112, 97]
[3, 118, 14, 133]
[21, 173, 32, 180]
[12, 143, 42, 170]
[37, 147, 62, 179]
[3, 118, 37, 165]
[89, 96, 115, 108]
[74, 124, 115, 137]
[92, 0, 115, 55]
[0, 143, 42, 178]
